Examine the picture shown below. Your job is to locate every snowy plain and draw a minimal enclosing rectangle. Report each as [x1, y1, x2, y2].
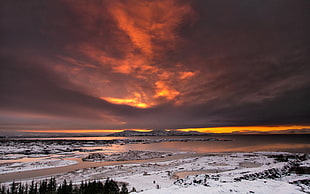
[0, 159, 77, 174]
[0, 139, 309, 193]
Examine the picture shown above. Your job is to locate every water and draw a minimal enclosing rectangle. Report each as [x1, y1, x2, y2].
[10, 134, 310, 153]
[110, 135, 310, 153]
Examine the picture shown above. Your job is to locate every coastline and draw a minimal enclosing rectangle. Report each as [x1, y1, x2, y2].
[0, 153, 198, 183]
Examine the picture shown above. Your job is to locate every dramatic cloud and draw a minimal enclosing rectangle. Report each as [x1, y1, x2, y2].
[0, 0, 309, 133]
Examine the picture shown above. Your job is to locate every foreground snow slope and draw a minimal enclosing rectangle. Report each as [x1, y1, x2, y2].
[138, 179, 305, 194]
[1, 151, 308, 194]
[0, 159, 78, 174]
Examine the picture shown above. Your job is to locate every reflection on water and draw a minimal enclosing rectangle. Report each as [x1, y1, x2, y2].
[68, 135, 310, 154]
[107, 135, 310, 153]
[116, 141, 310, 153]
[8, 135, 310, 153]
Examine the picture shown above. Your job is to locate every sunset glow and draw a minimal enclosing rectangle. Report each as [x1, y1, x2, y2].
[15, 126, 310, 134]
[1, 2, 309, 193]
[101, 96, 150, 108]
[1, 0, 309, 135]
[177, 125, 310, 134]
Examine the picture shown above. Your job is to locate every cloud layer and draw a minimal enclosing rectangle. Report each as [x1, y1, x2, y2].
[0, 0, 309, 132]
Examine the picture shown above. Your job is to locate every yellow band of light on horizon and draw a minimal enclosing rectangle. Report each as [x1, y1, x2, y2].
[176, 125, 310, 133]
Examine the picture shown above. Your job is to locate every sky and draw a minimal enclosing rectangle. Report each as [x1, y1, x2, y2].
[0, 0, 309, 135]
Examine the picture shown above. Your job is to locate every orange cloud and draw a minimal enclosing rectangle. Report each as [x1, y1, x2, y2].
[60, 0, 197, 108]
[179, 71, 196, 80]
[109, 0, 194, 56]
[154, 81, 180, 100]
[101, 96, 150, 108]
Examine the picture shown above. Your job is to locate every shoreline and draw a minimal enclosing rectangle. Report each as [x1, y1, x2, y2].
[0, 153, 199, 183]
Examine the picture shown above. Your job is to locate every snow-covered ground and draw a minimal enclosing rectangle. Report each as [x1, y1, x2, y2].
[0, 139, 309, 193]
[120, 152, 309, 193]
[0, 159, 78, 174]
[139, 179, 305, 194]
[0, 140, 106, 156]
[1, 151, 307, 194]
[82, 150, 173, 161]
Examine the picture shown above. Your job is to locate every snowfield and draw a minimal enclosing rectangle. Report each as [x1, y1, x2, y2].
[0, 139, 309, 193]
[1, 151, 307, 194]
[0, 159, 78, 174]
[138, 179, 305, 194]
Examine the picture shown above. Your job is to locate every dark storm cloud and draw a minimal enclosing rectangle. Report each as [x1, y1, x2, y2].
[0, 0, 139, 123]
[182, 85, 310, 128]
[0, 52, 144, 121]
[0, 0, 309, 131]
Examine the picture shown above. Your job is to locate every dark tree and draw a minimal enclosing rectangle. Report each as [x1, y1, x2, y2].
[10, 181, 17, 194]
[29, 181, 35, 194]
[47, 177, 56, 193]
[103, 179, 120, 194]
[120, 183, 128, 194]
[39, 180, 47, 194]
[0, 178, 134, 194]
[130, 187, 137, 193]
[0, 185, 6, 194]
